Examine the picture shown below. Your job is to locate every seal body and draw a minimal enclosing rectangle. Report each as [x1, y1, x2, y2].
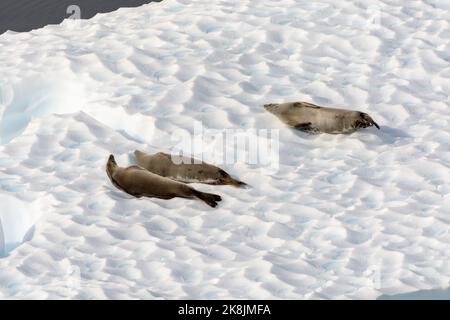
[134, 150, 246, 187]
[264, 101, 380, 134]
[106, 155, 222, 208]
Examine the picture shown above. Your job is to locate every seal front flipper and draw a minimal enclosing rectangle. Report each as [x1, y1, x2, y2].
[128, 191, 144, 198]
[294, 122, 318, 133]
[294, 122, 312, 130]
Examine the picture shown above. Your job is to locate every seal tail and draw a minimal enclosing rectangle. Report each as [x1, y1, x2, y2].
[192, 190, 222, 208]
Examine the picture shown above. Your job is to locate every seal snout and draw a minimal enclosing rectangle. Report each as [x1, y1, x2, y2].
[108, 154, 117, 164]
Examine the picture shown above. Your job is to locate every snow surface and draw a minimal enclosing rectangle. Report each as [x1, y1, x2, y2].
[0, 0, 450, 299]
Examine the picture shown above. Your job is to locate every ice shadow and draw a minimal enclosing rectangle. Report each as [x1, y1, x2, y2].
[378, 287, 450, 300]
[365, 125, 413, 145]
[289, 125, 413, 146]
[0, 75, 86, 145]
[0, 194, 39, 258]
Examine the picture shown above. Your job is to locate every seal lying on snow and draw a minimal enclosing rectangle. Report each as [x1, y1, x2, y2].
[134, 150, 246, 187]
[106, 155, 222, 208]
[264, 101, 380, 134]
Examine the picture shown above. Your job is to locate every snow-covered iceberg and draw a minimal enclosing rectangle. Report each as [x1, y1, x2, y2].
[0, 0, 449, 299]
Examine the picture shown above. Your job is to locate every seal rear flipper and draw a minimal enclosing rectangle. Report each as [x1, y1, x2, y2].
[192, 190, 222, 208]
[121, 188, 144, 198]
